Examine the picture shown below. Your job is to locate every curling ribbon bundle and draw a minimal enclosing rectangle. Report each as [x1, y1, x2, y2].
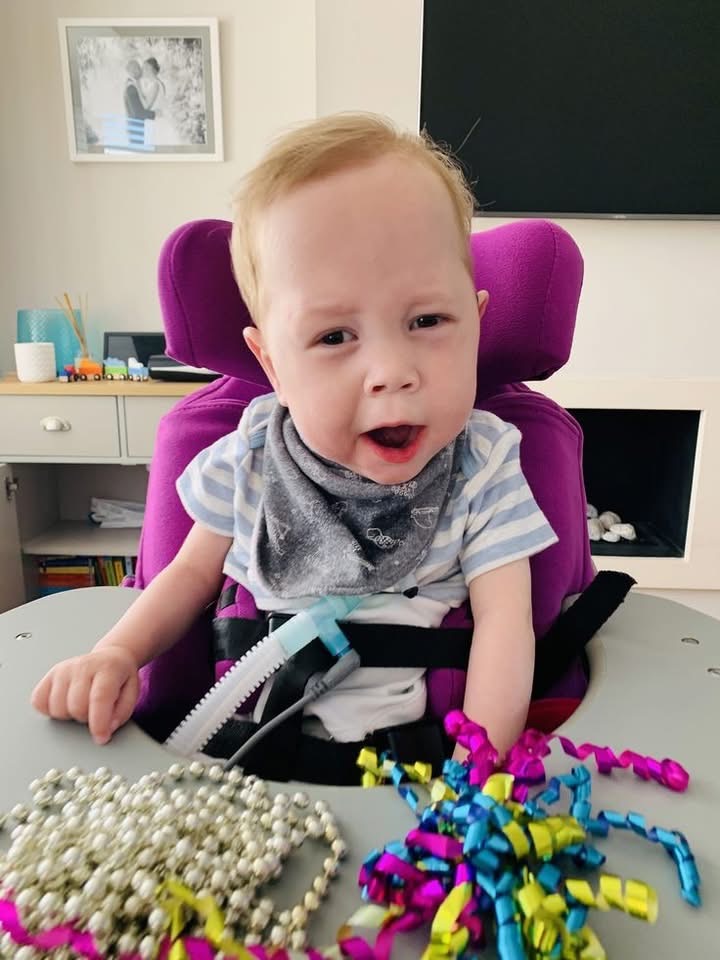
[0, 713, 700, 960]
[349, 711, 700, 960]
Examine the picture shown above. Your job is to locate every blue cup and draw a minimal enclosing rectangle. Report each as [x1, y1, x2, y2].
[17, 309, 84, 376]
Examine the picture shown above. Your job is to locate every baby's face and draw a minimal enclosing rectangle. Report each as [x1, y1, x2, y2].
[245, 154, 484, 484]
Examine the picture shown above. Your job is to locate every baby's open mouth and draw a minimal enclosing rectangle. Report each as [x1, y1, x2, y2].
[365, 425, 420, 449]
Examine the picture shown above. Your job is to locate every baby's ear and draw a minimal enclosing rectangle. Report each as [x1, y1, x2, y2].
[243, 326, 285, 403]
[476, 290, 490, 323]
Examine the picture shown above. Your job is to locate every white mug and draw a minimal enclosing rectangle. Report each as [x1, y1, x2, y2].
[14, 342, 57, 383]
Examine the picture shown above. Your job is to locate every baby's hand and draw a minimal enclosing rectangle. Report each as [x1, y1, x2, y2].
[31, 646, 140, 745]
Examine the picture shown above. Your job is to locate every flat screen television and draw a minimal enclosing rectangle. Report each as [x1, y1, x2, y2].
[420, 1, 719, 218]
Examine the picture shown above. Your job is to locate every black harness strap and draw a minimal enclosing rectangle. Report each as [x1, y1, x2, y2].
[533, 570, 635, 696]
[213, 616, 474, 668]
[209, 570, 635, 782]
[205, 715, 450, 784]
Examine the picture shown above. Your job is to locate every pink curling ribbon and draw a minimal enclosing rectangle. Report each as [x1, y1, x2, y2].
[405, 829, 464, 860]
[444, 711, 499, 785]
[0, 898, 329, 960]
[0, 900, 106, 959]
[504, 726, 690, 792]
[444, 710, 689, 793]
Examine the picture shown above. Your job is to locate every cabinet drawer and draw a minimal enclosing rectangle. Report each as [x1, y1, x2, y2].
[0, 396, 120, 458]
[124, 396, 179, 458]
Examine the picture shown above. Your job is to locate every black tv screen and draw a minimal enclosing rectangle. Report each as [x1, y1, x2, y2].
[420, 1, 720, 217]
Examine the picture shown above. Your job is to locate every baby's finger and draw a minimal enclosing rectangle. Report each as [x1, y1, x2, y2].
[88, 671, 121, 744]
[111, 673, 140, 734]
[30, 672, 53, 714]
[67, 671, 93, 723]
[47, 671, 73, 720]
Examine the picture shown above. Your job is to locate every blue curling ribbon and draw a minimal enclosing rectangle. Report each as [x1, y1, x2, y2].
[536, 864, 562, 892]
[355, 737, 701, 960]
[596, 810, 702, 907]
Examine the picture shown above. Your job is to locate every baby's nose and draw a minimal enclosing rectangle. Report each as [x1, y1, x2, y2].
[364, 357, 420, 394]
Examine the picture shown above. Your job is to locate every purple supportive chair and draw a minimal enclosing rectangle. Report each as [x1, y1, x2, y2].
[129, 218, 595, 744]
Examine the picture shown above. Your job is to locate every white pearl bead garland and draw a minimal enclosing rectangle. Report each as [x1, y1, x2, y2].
[0, 764, 346, 954]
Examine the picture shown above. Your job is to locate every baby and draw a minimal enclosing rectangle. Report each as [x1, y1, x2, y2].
[32, 113, 557, 760]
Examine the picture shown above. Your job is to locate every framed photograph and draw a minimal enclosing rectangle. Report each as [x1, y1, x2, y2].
[58, 18, 223, 161]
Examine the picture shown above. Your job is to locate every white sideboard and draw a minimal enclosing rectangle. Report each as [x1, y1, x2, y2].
[0, 375, 206, 612]
[3, 375, 718, 611]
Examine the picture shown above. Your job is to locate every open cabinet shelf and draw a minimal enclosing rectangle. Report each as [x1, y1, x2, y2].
[22, 521, 140, 558]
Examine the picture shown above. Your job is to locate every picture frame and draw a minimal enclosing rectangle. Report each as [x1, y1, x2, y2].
[58, 18, 223, 162]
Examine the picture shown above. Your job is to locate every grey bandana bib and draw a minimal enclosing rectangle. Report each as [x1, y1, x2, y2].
[249, 404, 461, 598]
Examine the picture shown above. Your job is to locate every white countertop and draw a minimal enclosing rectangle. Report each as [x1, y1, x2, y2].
[1, 587, 718, 957]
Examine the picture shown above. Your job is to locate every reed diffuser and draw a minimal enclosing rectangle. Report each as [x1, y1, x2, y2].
[54, 292, 88, 359]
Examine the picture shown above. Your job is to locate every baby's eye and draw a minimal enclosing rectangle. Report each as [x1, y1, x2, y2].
[320, 330, 351, 346]
[411, 314, 443, 330]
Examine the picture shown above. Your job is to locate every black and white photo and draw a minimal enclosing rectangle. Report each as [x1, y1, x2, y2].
[59, 19, 223, 161]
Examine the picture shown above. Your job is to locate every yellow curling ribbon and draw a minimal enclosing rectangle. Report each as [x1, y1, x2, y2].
[169, 942, 188, 960]
[358, 747, 383, 787]
[169, 899, 186, 940]
[402, 761, 433, 783]
[430, 779, 457, 804]
[421, 882, 472, 960]
[344, 903, 403, 931]
[574, 926, 607, 960]
[357, 748, 400, 787]
[565, 874, 658, 924]
[159, 879, 255, 959]
[502, 820, 531, 859]
[527, 815, 585, 859]
[517, 876, 568, 956]
[515, 870, 657, 960]
[623, 878, 659, 922]
[481, 772, 514, 802]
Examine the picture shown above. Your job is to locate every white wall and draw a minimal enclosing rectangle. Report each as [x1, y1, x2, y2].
[315, 0, 422, 131]
[477, 217, 720, 381]
[1, 0, 317, 370]
[315, 1, 720, 382]
[2, 0, 719, 380]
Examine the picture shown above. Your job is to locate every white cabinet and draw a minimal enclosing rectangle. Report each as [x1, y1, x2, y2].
[0, 377, 205, 611]
[0, 396, 120, 460]
[123, 396, 179, 459]
[0, 464, 25, 611]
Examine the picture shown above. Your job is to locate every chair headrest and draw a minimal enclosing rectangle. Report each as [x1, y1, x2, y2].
[158, 218, 582, 400]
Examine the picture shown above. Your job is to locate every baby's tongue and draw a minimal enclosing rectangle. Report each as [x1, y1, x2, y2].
[370, 425, 413, 448]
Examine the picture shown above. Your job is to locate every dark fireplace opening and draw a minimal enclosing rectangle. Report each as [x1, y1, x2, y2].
[571, 408, 700, 558]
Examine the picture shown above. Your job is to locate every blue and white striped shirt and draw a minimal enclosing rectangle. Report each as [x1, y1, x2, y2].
[177, 394, 557, 739]
[178, 392, 557, 609]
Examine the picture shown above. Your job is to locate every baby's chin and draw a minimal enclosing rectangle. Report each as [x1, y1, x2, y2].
[347, 452, 436, 486]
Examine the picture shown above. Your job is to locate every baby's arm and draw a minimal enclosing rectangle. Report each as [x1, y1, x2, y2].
[31, 523, 231, 744]
[457, 557, 535, 761]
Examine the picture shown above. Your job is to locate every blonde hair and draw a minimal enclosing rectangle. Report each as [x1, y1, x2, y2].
[231, 112, 475, 321]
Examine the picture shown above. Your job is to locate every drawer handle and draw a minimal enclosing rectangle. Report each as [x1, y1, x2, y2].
[40, 416, 72, 433]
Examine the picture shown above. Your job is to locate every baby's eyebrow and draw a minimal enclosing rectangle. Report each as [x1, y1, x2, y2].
[293, 289, 458, 325]
[406, 291, 457, 312]
[296, 303, 359, 323]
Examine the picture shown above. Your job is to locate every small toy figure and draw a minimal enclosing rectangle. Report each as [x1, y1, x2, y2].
[63, 358, 103, 381]
[103, 356, 128, 380]
[127, 356, 149, 381]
